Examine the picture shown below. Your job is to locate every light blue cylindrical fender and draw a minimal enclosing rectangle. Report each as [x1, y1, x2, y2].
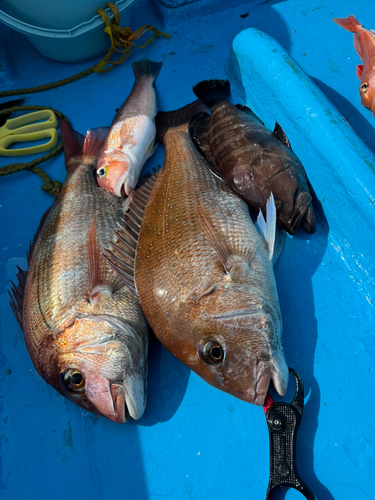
[227, 28, 375, 304]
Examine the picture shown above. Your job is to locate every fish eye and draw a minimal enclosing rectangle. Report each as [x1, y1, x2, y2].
[97, 167, 107, 178]
[360, 83, 369, 93]
[274, 198, 284, 211]
[63, 369, 85, 393]
[202, 341, 224, 365]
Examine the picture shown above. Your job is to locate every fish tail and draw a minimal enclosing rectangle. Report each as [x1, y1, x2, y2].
[155, 100, 208, 143]
[60, 119, 85, 170]
[333, 14, 362, 33]
[132, 60, 163, 81]
[82, 128, 110, 158]
[192, 79, 230, 106]
[60, 119, 109, 171]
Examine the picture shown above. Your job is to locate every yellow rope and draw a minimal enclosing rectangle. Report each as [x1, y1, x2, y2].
[0, 4, 169, 194]
[0, 3, 169, 97]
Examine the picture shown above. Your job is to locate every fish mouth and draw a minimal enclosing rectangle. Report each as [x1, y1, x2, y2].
[234, 350, 288, 406]
[288, 191, 312, 235]
[246, 360, 287, 406]
[111, 382, 145, 423]
[111, 383, 130, 423]
[114, 171, 131, 197]
[300, 205, 316, 234]
[253, 361, 273, 406]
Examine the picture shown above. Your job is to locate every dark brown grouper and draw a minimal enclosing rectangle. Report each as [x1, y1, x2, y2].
[106, 101, 289, 406]
[190, 79, 316, 235]
[9, 120, 149, 423]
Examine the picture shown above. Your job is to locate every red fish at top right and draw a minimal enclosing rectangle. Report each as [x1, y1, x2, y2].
[333, 14, 375, 114]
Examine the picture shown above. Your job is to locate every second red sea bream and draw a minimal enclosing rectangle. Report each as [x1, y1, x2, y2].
[96, 60, 162, 196]
[106, 102, 289, 406]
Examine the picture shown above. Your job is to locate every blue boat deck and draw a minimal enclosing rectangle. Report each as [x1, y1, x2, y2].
[0, 0, 374, 499]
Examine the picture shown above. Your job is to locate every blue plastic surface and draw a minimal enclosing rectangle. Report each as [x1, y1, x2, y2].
[0, 0, 374, 499]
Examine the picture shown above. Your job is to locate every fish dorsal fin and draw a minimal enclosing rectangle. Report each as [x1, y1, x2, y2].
[82, 127, 110, 157]
[235, 104, 265, 125]
[156, 100, 208, 143]
[356, 64, 364, 79]
[104, 168, 161, 295]
[255, 193, 277, 261]
[273, 122, 291, 149]
[8, 266, 28, 331]
[9, 204, 53, 330]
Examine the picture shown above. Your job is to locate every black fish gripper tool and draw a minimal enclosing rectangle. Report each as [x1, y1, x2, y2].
[263, 368, 315, 500]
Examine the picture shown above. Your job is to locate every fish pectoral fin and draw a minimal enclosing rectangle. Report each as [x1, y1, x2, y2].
[235, 104, 265, 125]
[255, 193, 277, 261]
[273, 122, 291, 149]
[109, 148, 131, 163]
[146, 137, 158, 157]
[119, 128, 135, 146]
[87, 214, 109, 300]
[196, 197, 232, 272]
[356, 64, 364, 79]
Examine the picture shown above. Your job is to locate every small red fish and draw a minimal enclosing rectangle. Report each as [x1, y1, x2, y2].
[333, 15, 375, 115]
[96, 60, 162, 196]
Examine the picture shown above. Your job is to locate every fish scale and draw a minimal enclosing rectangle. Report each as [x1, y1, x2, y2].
[137, 158, 218, 303]
[11, 121, 150, 423]
[112, 103, 290, 405]
[24, 161, 126, 346]
[96, 60, 162, 196]
[333, 15, 375, 115]
[191, 80, 316, 235]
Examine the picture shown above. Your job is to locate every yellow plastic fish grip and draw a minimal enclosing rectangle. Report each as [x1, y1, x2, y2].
[0, 110, 58, 156]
